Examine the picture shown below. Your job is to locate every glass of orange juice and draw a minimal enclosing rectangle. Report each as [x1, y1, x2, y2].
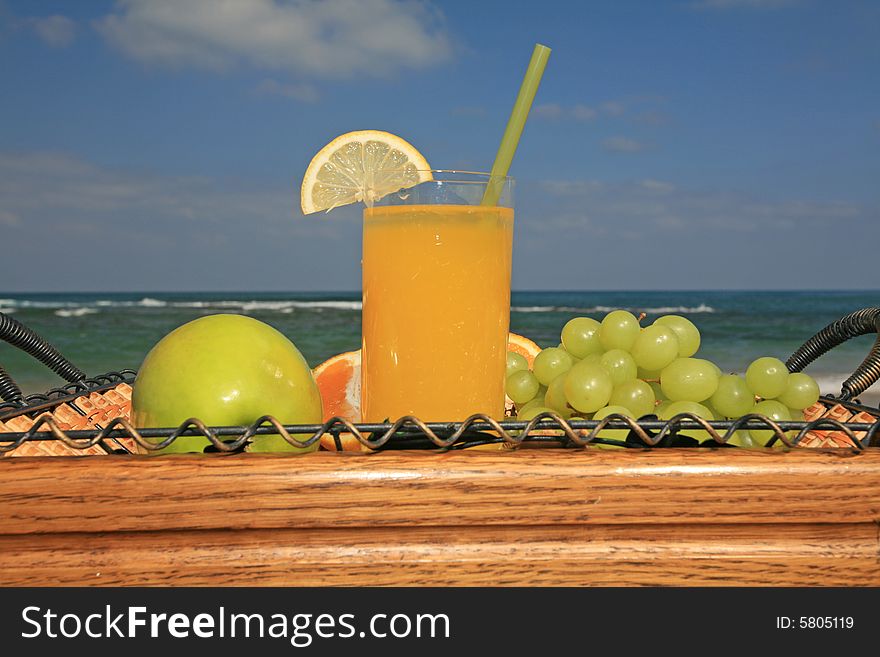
[361, 171, 514, 423]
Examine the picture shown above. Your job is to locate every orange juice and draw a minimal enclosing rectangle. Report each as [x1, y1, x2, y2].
[362, 204, 514, 422]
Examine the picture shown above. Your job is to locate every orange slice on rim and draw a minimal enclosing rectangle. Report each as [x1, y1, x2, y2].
[300, 130, 432, 215]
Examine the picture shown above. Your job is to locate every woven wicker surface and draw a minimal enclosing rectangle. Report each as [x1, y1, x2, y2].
[0, 383, 138, 457]
[799, 401, 876, 448]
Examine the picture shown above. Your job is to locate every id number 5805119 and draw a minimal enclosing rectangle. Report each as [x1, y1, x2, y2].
[776, 617, 854, 629]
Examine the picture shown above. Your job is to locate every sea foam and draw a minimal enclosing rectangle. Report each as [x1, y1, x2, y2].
[512, 304, 715, 314]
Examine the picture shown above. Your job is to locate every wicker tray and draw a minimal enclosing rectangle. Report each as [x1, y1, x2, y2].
[0, 377, 140, 456]
[1, 308, 879, 455]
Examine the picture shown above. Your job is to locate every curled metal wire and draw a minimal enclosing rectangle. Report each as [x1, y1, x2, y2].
[0, 364, 24, 406]
[0, 312, 86, 383]
[1, 410, 878, 455]
[786, 307, 880, 401]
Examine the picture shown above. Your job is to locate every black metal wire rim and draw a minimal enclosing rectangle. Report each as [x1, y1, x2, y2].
[1, 409, 878, 454]
[0, 370, 137, 418]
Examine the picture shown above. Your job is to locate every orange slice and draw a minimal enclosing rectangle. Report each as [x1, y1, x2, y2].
[300, 130, 432, 215]
[503, 332, 542, 416]
[507, 332, 541, 368]
[312, 350, 364, 451]
[312, 333, 539, 451]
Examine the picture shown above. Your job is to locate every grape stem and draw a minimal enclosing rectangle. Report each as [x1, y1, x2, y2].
[637, 312, 647, 323]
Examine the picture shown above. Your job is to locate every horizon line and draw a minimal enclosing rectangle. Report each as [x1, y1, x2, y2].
[2, 289, 879, 295]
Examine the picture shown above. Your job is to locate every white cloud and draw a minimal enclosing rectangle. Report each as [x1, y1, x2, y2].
[0, 210, 20, 226]
[515, 178, 878, 290]
[540, 180, 606, 196]
[0, 151, 337, 225]
[253, 78, 319, 102]
[537, 177, 873, 234]
[571, 104, 598, 121]
[533, 103, 563, 120]
[94, 0, 452, 77]
[24, 15, 76, 47]
[600, 101, 625, 117]
[534, 102, 598, 121]
[641, 179, 676, 193]
[533, 100, 636, 122]
[634, 110, 670, 126]
[602, 137, 647, 153]
[0, 151, 363, 291]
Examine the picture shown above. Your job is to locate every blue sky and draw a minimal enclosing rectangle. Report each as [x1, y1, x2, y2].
[1, 0, 878, 291]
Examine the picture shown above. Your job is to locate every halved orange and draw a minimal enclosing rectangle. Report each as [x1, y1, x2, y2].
[503, 332, 541, 416]
[311, 350, 364, 451]
[312, 333, 539, 451]
[507, 333, 541, 368]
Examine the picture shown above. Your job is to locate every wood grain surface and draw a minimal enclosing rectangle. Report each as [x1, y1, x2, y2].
[2, 523, 877, 587]
[1, 450, 879, 586]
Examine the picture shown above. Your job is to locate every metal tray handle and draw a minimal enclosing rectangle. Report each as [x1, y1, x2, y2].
[786, 307, 880, 401]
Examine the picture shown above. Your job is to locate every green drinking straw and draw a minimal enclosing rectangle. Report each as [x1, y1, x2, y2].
[481, 43, 552, 206]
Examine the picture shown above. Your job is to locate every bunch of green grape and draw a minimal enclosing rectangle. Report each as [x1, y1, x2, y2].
[505, 310, 821, 448]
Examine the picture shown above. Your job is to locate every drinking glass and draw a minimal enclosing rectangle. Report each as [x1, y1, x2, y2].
[361, 171, 514, 422]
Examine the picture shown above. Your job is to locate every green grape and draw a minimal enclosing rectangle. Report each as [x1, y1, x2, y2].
[560, 317, 603, 359]
[745, 357, 789, 399]
[532, 347, 574, 386]
[655, 400, 672, 417]
[749, 399, 792, 446]
[787, 406, 806, 420]
[726, 430, 761, 449]
[557, 344, 580, 362]
[609, 379, 656, 418]
[631, 324, 680, 372]
[703, 400, 723, 420]
[704, 360, 723, 378]
[776, 372, 820, 410]
[516, 405, 566, 438]
[648, 380, 666, 401]
[638, 367, 663, 381]
[660, 358, 720, 402]
[544, 373, 573, 417]
[599, 310, 641, 352]
[654, 315, 701, 358]
[564, 361, 613, 414]
[515, 405, 565, 439]
[517, 405, 557, 421]
[710, 374, 756, 418]
[506, 351, 528, 379]
[506, 370, 540, 405]
[591, 405, 635, 447]
[659, 400, 714, 418]
[517, 396, 545, 415]
[599, 349, 638, 386]
[660, 400, 715, 441]
[558, 346, 583, 364]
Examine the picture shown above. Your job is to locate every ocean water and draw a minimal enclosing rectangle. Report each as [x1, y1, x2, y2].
[0, 290, 878, 401]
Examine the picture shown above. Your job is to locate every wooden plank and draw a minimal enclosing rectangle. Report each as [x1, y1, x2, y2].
[1, 450, 879, 535]
[1, 523, 876, 587]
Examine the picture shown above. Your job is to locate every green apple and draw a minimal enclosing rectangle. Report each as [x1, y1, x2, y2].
[132, 314, 322, 454]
